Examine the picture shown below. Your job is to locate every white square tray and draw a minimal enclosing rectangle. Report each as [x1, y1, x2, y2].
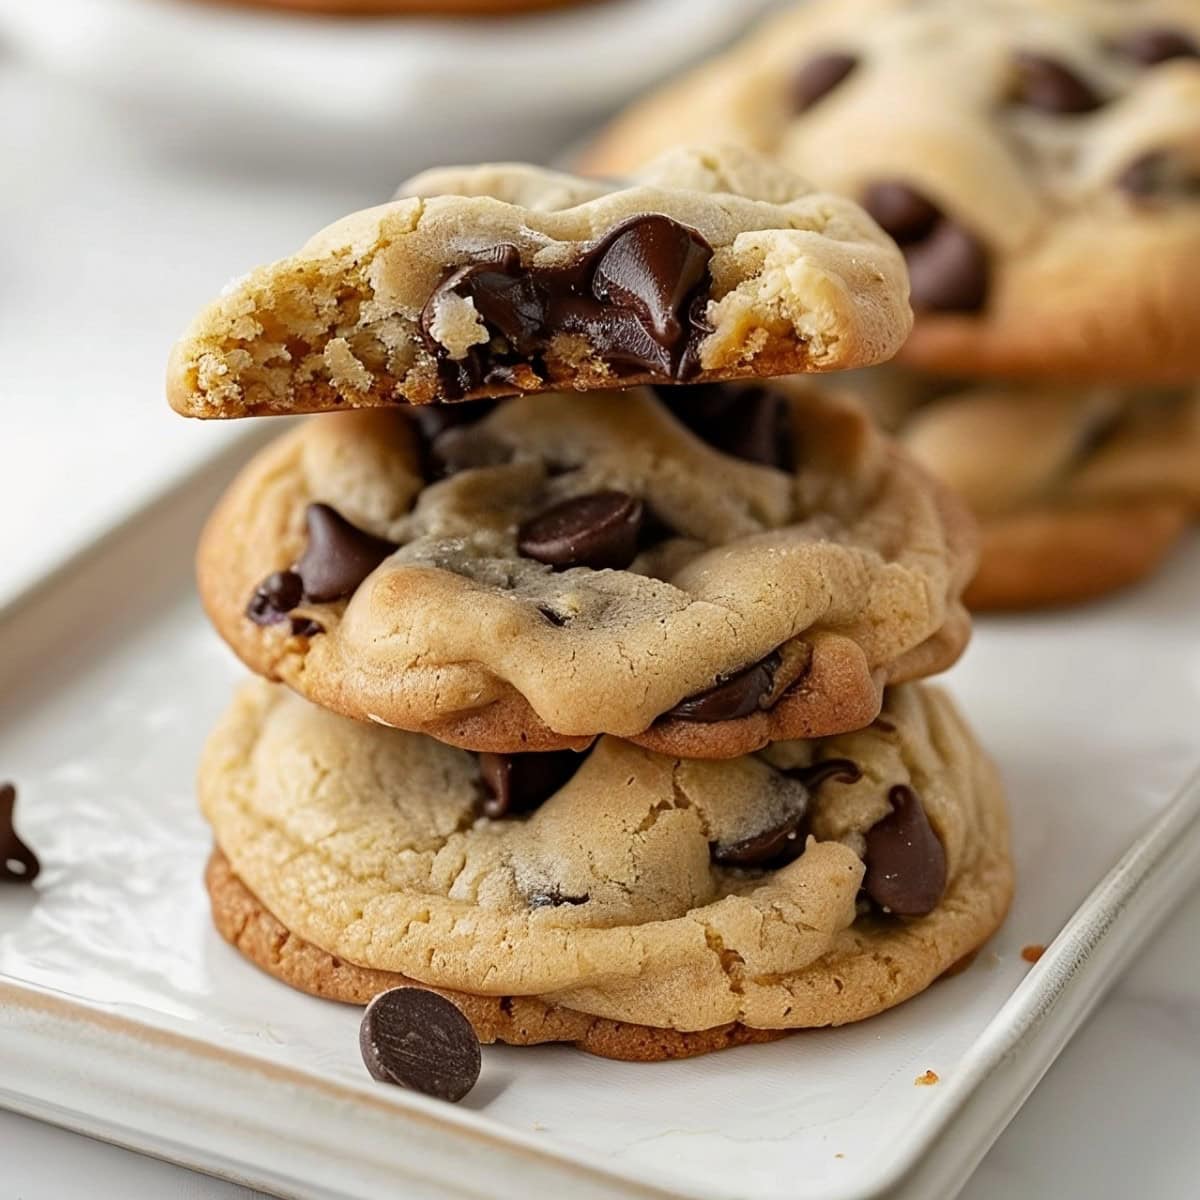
[1, 442, 1198, 1200]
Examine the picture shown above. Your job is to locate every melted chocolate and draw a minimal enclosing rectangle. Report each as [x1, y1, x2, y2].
[420, 215, 714, 400]
[665, 652, 782, 724]
[477, 750, 587, 819]
[863, 785, 947, 917]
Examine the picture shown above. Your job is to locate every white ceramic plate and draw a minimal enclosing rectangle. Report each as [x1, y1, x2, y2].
[0, 446, 1198, 1200]
[0, 0, 770, 170]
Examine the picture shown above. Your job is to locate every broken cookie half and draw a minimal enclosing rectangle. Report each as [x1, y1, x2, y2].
[167, 145, 912, 417]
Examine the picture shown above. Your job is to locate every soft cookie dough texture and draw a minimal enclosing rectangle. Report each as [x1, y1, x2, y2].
[862, 372, 1200, 608]
[584, 0, 1200, 382]
[167, 146, 911, 416]
[202, 680, 1012, 1052]
[197, 385, 977, 756]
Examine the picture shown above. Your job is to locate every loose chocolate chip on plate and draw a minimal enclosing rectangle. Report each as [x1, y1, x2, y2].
[666, 652, 781, 724]
[1, 783, 40, 885]
[477, 750, 586, 819]
[790, 52, 858, 112]
[295, 503, 398, 603]
[1113, 28, 1200, 66]
[246, 570, 303, 626]
[862, 182, 941, 244]
[359, 988, 481, 1103]
[518, 491, 644, 571]
[863, 785, 947, 917]
[1012, 51, 1104, 113]
[905, 221, 989, 314]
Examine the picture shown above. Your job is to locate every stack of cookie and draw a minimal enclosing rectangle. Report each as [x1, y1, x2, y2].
[171, 145, 1012, 1064]
[586, 0, 1200, 610]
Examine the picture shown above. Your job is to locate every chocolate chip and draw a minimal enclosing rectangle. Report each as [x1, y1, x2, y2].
[359, 988, 480, 1103]
[790, 52, 858, 111]
[477, 750, 585, 819]
[517, 491, 643, 571]
[863, 785, 947, 917]
[666, 652, 781, 724]
[904, 221, 989, 313]
[289, 617, 324, 638]
[246, 570, 303, 626]
[528, 888, 590, 908]
[657, 384, 794, 470]
[786, 758, 863, 792]
[1, 783, 40, 885]
[592, 217, 712, 345]
[711, 758, 859, 869]
[419, 215, 714, 400]
[862, 181, 941, 244]
[1113, 28, 1200, 66]
[1012, 51, 1104, 113]
[295, 503, 397, 603]
[537, 604, 570, 627]
[1116, 151, 1200, 199]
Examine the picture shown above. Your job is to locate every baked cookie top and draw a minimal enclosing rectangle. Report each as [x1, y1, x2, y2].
[197, 384, 976, 756]
[584, 0, 1200, 382]
[167, 145, 911, 417]
[201, 680, 1012, 1032]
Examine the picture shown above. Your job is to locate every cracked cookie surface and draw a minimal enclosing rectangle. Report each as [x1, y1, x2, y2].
[197, 384, 976, 755]
[201, 680, 1012, 1035]
[167, 145, 911, 417]
[860, 370, 1200, 608]
[584, 0, 1200, 382]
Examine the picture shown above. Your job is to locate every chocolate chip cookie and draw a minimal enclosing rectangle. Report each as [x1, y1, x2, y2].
[584, 0, 1200, 382]
[201, 680, 1012, 1051]
[860, 370, 1200, 608]
[196, 384, 976, 756]
[167, 145, 911, 417]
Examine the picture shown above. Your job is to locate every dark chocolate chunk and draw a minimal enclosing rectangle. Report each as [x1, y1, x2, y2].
[790, 51, 858, 111]
[657, 384, 794, 470]
[592, 216, 712, 343]
[245, 570, 303, 626]
[711, 759, 860, 869]
[1113, 27, 1200, 66]
[862, 181, 941, 244]
[1, 783, 40, 885]
[419, 215, 714, 400]
[904, 221, 989, 313]
[359, 988, 480, 1103]
[666, 652, 781, 724]
[517, 491, 644, 571]
[863, 785, 947, 917]
[295, 503, 397, 603]
[477, 750, 586, 819]
[1116, 151, 1200, 199]
[527, 888, 590, 908]
[1012, 51, 1104, 113]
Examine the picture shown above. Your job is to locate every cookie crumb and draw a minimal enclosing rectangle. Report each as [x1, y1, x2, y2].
[835, 1153, 845, 1159]
[915, 1069, 939, 1087]
[1021, 944, 1046, 963]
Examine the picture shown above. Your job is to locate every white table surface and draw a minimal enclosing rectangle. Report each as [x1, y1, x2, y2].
[2, 39, 1199, 1200]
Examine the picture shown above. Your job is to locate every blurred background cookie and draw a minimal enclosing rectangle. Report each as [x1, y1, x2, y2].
[585, 0, 1200, 383]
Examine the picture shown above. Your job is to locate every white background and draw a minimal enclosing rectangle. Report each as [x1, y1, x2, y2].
[2, 11, 1199, 1199]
